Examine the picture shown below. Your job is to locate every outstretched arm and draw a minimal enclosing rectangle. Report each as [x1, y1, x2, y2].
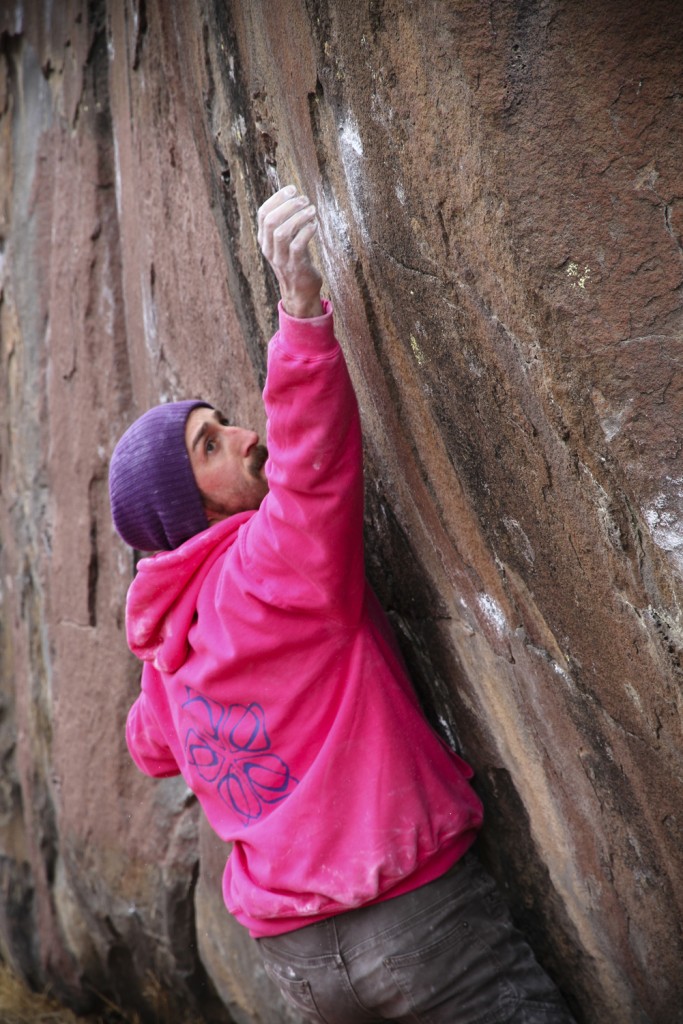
[258, 185, 324, 319]
[242, 186, 365, 621]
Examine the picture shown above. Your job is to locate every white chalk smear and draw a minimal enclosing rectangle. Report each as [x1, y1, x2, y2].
[643, 480, 683, 573]
[477, 593, 507, 636]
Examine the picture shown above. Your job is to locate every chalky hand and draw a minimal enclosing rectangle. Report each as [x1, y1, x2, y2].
[257, 185, 324, 319]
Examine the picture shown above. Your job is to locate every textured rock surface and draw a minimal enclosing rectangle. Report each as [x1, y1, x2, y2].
[0, 1, 682, 1022]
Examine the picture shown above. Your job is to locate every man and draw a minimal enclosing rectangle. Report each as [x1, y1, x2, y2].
[109, 186, 575, 1022]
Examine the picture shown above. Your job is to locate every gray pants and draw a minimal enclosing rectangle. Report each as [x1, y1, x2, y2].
[258, 853, 576, 1023]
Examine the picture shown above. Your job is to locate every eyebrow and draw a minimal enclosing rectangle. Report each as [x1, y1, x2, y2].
[190, 410, 221, 452]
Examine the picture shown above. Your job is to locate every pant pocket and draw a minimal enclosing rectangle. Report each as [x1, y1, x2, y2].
[384, 917, 519, 1024]
[262, 958, 327, 1020]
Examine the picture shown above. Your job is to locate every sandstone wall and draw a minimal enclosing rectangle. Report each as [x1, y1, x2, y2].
[1, 2, 682, 1022]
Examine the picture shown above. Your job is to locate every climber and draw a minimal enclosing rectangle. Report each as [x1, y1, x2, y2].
[109, 185, 575, 1023]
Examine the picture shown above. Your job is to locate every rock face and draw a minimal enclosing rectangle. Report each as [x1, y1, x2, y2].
[1, 1, 682, 1022]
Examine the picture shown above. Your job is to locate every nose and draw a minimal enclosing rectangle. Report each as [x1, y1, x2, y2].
[223, 424, 259, 456]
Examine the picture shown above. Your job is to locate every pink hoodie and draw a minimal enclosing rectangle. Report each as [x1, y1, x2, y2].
[124, 302, 483, 937]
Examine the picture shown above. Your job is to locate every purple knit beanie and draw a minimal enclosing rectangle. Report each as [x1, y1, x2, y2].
[109, 400, 213, 552]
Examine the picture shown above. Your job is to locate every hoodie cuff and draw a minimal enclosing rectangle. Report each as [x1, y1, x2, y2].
[276, 298, 337, 356]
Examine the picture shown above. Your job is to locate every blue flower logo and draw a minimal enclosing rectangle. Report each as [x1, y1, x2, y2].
[182, 691, 298, 826]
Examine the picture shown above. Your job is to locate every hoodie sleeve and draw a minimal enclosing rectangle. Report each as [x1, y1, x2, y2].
[125, 663, 181, 778]
[241, 301, 365, 622]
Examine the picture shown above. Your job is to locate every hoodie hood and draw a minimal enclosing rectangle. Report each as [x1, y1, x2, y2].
[126, 512, 253, 672]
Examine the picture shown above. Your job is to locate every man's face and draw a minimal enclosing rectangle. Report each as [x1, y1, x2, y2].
[185, 407, 269, 523]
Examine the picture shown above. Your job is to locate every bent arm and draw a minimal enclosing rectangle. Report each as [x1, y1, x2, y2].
[126, 664, 181, 778]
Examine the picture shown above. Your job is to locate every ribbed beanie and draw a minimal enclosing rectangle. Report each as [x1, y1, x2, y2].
[109, 400, 213, 552]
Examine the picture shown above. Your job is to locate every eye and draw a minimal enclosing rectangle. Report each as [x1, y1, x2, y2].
[217, 413, 230, 426]
[205, 434, 218, 455]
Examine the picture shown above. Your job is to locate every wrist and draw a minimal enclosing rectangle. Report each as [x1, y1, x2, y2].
[281, 293, 324, 319]
[277, 298, 336, 353]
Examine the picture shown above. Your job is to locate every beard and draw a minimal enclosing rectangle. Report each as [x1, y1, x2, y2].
[248, 443, 268, 478]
